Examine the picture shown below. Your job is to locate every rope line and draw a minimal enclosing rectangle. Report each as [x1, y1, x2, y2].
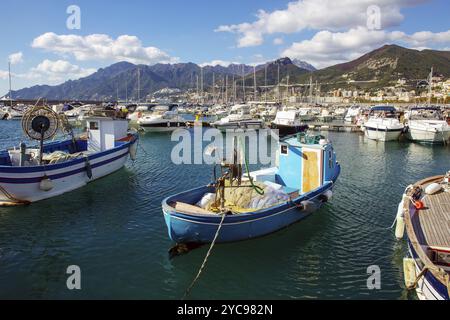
[182, 213, 226, 300]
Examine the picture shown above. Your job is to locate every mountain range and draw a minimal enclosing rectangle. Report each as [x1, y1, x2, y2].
[9, 45, 450, 100]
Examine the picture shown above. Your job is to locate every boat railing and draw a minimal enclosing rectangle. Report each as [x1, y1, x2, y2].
[403, 175, 450, 285]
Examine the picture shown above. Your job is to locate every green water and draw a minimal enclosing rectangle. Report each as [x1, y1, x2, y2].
[0, 120, 448, 299]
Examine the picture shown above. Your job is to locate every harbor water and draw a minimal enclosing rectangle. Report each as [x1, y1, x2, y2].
[0, 120, 448, 299]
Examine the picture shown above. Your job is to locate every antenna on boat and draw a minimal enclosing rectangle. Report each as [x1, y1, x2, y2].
[21, 106, 59, 165]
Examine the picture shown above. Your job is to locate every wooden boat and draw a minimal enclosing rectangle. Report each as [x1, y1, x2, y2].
[395, 173, 450, 300]
[0, 107, 138, 205]
[162, 133, 340, 243]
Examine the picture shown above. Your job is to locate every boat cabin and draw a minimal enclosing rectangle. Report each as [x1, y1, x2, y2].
[86, 117, 129, 152]
[369, 106, 398, 118]
[250, 134, 338, 196]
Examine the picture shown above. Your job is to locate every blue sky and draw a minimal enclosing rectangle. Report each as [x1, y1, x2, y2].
[1, 0, 449, 95]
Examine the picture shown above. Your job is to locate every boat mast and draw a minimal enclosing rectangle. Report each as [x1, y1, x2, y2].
[242, 65, 245, 103]
[8, 61, 12, 107]
[286, 74, 289, 104]
[315, 80, 318, 104]
[212, 72, 215, 104]
[137, 67, 140, 103]
[264, 64, 267, 103]
[309, 76, 313, 104]
[196, 74, 199, 104]
[200, 67, 204, 104]
[277, 63, 280, 104]
[232, 74, 236, 103]
[125, 76, 128, 103]
[253, 65, 257, 101]
[225, 75, 228, 105]
[428, 66, 433, 106]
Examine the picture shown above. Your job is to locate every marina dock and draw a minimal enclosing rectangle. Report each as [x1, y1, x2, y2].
[307, 122, 361, 132]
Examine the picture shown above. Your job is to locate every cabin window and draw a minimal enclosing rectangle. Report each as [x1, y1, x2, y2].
[280, 145, 288, 155]
[89, 121, 99, 130]
[328, 150, 333, 168]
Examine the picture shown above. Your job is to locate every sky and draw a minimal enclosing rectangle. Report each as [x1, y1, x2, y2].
[1, 0, 449, 95]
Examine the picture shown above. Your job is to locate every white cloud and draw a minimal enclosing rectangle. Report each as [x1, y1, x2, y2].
[32, 32, 179, 65]
[9, 52, 23, 65]
[273, 37, 284, 45]
[19, 60, 96, 84]
[282, 27, 450, 69]
[216, 0, 428, 47]
[0, 70, 8, 79]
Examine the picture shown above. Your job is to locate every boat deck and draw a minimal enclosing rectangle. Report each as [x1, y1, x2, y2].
[413, 185, 450, 249]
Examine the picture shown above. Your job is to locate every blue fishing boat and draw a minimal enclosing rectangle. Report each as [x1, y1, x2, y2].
[0, 106, 138, 205]
[162, 133, 340, 243]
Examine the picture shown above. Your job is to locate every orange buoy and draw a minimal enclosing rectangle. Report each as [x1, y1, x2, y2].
[413, 200, 424, 210]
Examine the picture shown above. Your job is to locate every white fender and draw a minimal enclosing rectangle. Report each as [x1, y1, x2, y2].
[395, 197, 405, 240]
[39, 176, 54, 192]
[425, 183, 441, 195]
[129, 142, 138, 161]
[323, 190, 333, 201]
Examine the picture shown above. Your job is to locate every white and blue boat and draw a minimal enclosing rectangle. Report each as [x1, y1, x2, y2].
[162, 133, 340, 243]
[0, 107, 138, 205]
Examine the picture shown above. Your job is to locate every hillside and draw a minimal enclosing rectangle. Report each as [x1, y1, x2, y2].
[293, 45, 450, 90]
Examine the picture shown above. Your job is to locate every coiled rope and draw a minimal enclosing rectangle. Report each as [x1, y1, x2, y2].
[182, 213, 226, 300]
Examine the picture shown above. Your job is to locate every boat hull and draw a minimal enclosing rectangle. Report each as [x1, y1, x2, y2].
[270, 124, 308, 137]
[406, 128, 450, 144]
[140, 121, 187, 132]
[212, 120, 264, 131]
[0, 136, 138, 203]
[162, 175, 338, 243]
[408, 241, 449, 300]
[364, 126, 403, 141]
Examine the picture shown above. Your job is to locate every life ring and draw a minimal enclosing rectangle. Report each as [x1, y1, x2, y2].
[413, 200, 424, 210]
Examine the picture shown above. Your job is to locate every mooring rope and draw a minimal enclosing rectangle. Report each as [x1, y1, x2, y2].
[0, 185, 30, 205]
[182, 213, 226, 300]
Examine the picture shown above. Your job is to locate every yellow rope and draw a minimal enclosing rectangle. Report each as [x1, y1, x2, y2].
[182, 213, 226, 299]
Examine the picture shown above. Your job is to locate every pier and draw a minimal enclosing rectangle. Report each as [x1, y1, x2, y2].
[307, 122, 361, 132]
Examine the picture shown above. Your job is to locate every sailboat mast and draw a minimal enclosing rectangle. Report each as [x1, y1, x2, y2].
[253, 66, 257, 101]
[125, 76, 128, 103]
[309, 76, 313, 104]
[225, 75, 228, 105]
[8, 61, 12, 107]
[212, 72, 215, 104]
[277, 64, 280, 104]
[137, 67, 140, 103]
[428, 66, 433, 106]
[286, 74, 289, 104]
[200, 67, 204, 104]
[196, 75, 199, 103]
[242, 65, 245, 103]
[264, 64, 267, 103]
[232, 74, 236, 103]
